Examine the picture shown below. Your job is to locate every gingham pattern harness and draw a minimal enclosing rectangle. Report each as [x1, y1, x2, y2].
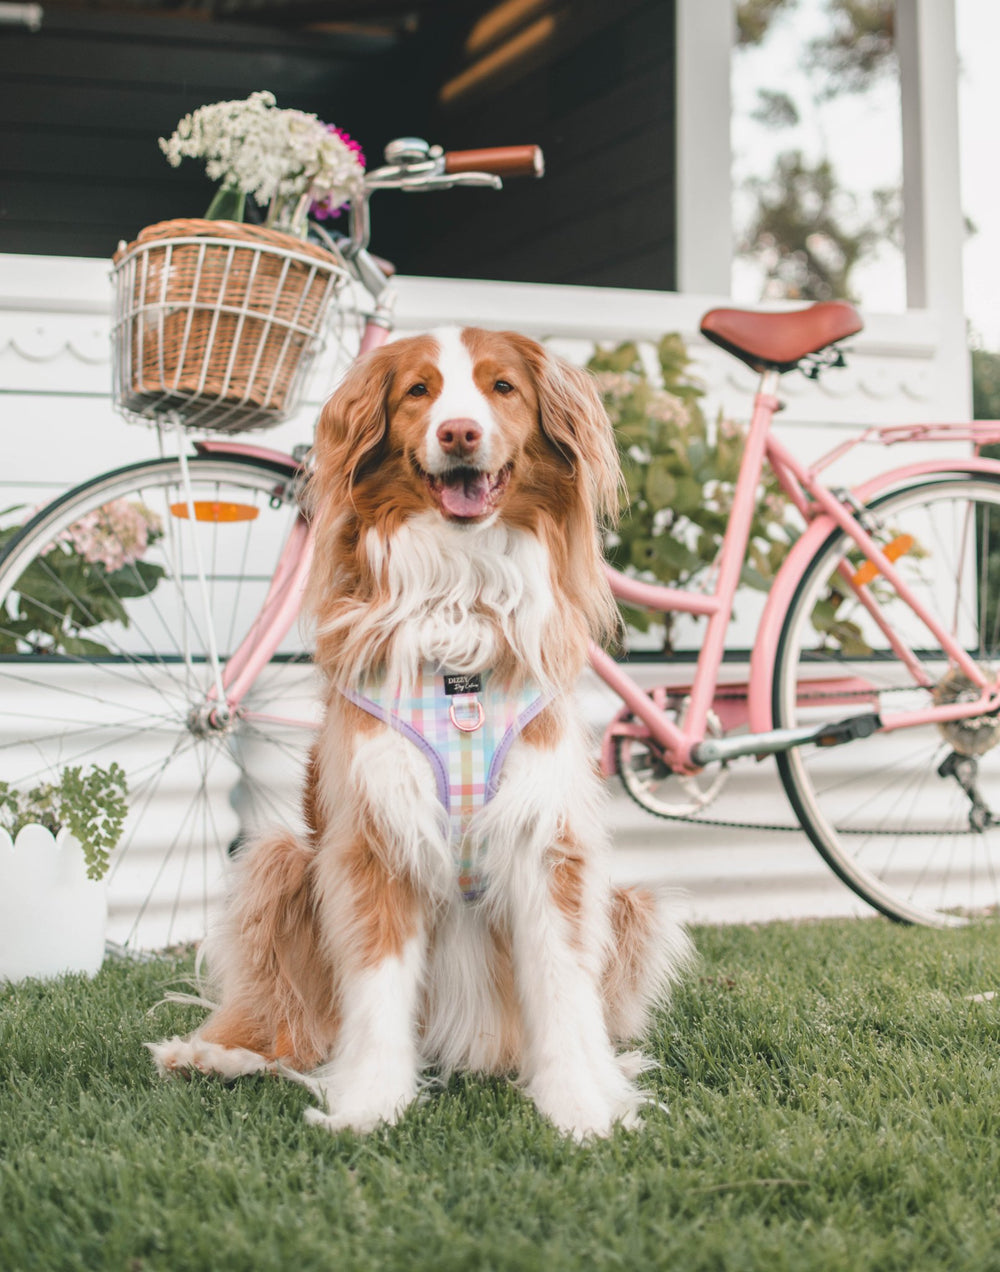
[341, 666, 547, 900]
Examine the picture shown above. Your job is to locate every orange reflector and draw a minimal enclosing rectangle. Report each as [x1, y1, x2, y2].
[852, 533, 915, 586]
[169, 501, 259, 523]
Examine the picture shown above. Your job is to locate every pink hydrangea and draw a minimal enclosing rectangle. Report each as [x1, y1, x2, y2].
[55, 500, 163, 573]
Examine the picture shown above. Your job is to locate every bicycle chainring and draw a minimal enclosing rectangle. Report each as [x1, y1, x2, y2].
[616, 705, 729, 818]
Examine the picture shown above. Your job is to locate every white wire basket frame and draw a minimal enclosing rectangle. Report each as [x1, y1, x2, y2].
[110, 220, 352, 434]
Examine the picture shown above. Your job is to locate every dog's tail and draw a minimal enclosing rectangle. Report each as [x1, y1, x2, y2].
[602, 884, 694, 1043]
[199, 829, 337, 1070]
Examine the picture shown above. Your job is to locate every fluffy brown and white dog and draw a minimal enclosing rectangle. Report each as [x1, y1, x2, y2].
[150, 327, 691, 1141]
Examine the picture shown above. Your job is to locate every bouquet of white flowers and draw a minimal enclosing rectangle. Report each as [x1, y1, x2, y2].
[159, 90, 366, 236]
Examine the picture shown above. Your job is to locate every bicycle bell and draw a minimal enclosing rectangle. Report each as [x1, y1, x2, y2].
[384, 137, 436, 166]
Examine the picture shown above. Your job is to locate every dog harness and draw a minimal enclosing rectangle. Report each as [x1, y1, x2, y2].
[341, 666, 548, 901]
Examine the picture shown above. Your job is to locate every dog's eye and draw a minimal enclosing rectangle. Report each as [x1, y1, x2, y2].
[407, 383, 428, 397]
[494, 380, 514, 395]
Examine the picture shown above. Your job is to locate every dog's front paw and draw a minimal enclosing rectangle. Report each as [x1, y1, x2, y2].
[527, 1070, 643, 1142]
[303, 1090, 414, 1135]
[303, 1067, 418, 1135]
[303, 1105, 391, 1135]
[146, 1036, 274, 1081]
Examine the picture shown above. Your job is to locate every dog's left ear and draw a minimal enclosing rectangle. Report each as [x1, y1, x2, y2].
[505, 334, 622, 525]
[309, 345, 395, 510]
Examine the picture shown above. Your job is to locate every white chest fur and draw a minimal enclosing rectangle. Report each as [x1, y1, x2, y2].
[362, 513, 555, 688]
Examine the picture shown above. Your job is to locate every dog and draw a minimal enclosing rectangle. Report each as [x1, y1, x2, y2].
[150, 327, 691, 1140]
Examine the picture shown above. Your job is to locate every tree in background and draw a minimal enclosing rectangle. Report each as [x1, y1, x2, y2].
[803, 0, 895, 93]
[742, 152, 898, 301]
[737, 0, 894, 83]
[737, 0, 799, 46]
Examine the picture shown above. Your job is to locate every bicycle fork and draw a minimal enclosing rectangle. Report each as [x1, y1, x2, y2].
[167, 434, 317, 736]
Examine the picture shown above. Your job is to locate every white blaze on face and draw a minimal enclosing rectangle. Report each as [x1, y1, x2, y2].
[424, 328, 498, 474]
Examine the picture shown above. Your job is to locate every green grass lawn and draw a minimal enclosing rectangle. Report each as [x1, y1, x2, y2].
[3, 918, 1000, 1272]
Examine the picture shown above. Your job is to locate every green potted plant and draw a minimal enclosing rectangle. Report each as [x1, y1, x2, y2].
[0, 764, 127, 981]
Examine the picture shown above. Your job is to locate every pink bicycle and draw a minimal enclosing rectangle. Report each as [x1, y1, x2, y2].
[2, 138, 1000, 942]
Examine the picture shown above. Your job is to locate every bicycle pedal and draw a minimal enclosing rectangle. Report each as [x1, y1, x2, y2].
[813, 712, 882, 747]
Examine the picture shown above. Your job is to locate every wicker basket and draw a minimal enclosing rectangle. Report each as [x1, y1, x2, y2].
[111, 219, 349, 433]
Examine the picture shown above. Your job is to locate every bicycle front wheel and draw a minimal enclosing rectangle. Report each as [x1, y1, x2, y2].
[0, 453, 321, 950]
[774, 474, 1000, 926]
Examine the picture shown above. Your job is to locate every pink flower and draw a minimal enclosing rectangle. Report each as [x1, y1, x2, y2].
[48, 500, 163, 572]
[311, 125, 366, 220]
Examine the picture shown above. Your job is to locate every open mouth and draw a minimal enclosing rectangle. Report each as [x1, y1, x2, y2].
[423, 464, 512, 520]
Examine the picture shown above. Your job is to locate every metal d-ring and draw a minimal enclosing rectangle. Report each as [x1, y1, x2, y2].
[450, 699, 485, 733]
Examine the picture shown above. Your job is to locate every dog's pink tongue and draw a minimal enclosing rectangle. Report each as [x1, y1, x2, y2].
[440, 472, 491, 518]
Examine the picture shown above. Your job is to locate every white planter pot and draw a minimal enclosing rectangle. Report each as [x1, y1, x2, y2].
[0, 825, 107, 981]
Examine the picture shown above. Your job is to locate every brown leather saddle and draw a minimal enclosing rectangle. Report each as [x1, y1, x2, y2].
[700, 301, 863, 373]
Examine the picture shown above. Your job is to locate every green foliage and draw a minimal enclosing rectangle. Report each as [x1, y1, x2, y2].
[738, 0, 895, 95]
[589, 335, 797, 651]
[806, 540, 927, 657]
[970, 348, 1000, 626]
[751, 88, 800, 129]
[805, 0, 896, 97]
[0, 502, 165, 656]
[736, 0, 798, 46]
[972, 347, 1000, 422]
[0, 763, 128, 881]
[736, 2, 900, 306]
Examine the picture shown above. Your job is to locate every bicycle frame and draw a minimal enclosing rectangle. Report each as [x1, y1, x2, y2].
[592, 371, 1000, 776]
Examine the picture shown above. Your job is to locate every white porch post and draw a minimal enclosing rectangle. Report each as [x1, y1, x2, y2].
[674, 0, 734, 296]
[896, 0, 970, 411]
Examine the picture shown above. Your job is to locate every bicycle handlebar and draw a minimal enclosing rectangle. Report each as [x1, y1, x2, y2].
[342, 136, 545, 301]
[443, 146, 544, 179]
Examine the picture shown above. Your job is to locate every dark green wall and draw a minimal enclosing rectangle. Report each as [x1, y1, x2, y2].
[0, 1, 676, 289]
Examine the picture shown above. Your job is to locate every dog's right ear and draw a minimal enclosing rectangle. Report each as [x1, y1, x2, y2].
[308, 346, 395, 510]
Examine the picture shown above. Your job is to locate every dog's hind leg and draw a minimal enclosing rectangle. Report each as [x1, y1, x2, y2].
[147, 1004, 278, 1080]
[601, 884, 693, 1044]
[149, 829, 335, 1081]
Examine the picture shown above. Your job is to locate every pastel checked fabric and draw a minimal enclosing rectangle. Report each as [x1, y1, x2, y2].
[341, 665, 547, 900]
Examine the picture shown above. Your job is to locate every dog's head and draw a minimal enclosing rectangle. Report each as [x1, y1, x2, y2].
[309, 327, 620, 533]
[307, 327, 622, 681]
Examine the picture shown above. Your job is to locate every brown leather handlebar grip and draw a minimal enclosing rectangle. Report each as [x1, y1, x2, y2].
[443, 145, 545, 178]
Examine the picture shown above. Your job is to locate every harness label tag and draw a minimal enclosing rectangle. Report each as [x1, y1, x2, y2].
[443, 672, 482, 696]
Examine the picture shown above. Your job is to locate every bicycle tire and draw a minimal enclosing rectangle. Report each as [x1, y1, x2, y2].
[773, 473, 1000, 926]
[0, 452, 320, 950]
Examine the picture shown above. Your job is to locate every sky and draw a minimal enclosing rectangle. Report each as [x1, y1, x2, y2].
[731, 0, 1000, 348]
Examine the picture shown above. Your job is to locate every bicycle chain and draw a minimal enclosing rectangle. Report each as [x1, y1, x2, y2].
[616, 680, 986, 837]
[617, 763, 982, 837]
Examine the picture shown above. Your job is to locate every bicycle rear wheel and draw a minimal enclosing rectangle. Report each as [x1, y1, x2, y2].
[0, 453, 320, 950]
[773, 474, 1000, 926]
